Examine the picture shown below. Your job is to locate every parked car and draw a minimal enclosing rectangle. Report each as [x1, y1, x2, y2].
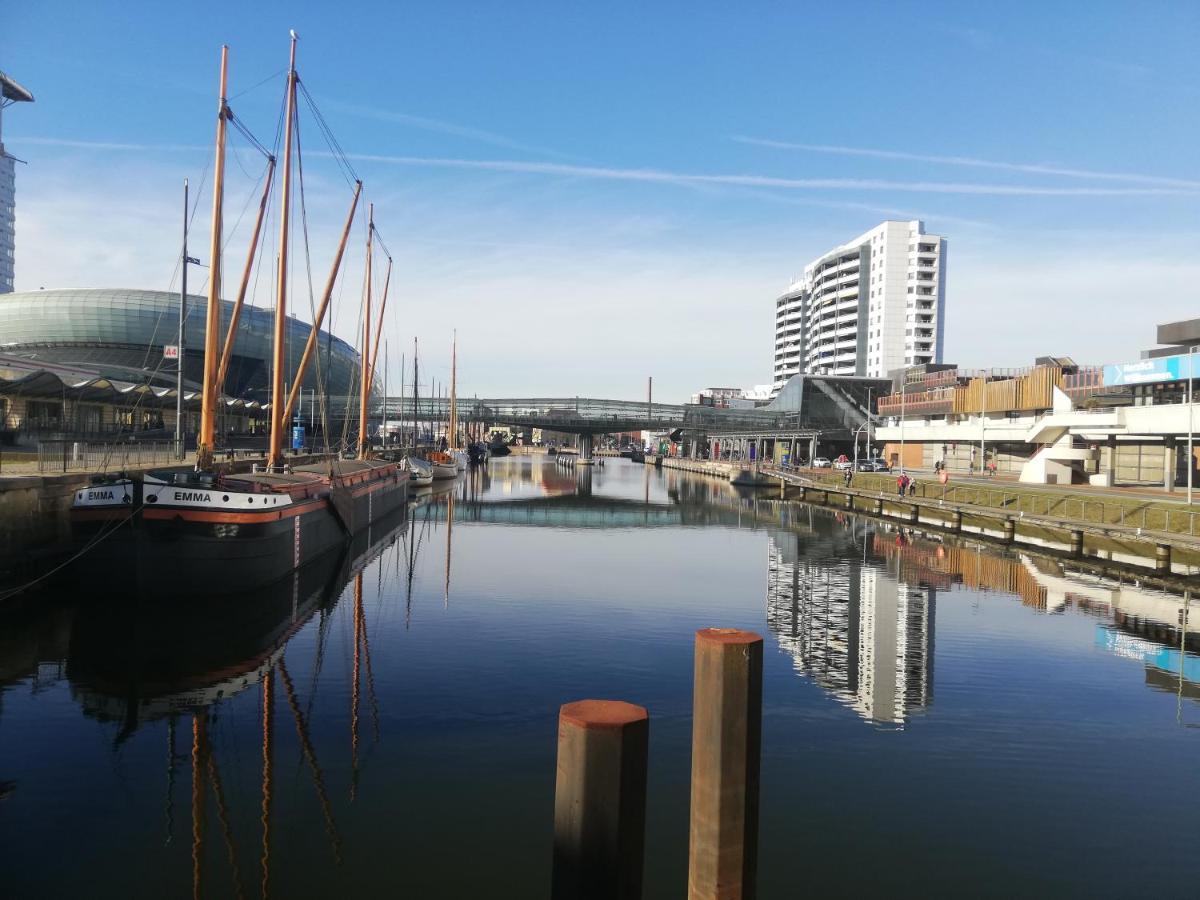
[812, 457, 831, 468]
[866, 459, 890, 472]
[833, 458, 853, 471]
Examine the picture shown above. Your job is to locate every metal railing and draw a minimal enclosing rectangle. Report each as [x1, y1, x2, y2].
[37, 439, 179, 474]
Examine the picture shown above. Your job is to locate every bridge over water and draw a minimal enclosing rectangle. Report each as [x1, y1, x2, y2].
[376, 375, 883, 461]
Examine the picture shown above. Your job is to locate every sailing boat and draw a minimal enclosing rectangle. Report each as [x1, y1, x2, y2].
[446, 331, 468, 471]
[70, 35, 408, 594]
[410, 341, 457, 480]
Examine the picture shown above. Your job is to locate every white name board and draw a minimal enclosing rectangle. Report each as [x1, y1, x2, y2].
[164, 345, 179, 360]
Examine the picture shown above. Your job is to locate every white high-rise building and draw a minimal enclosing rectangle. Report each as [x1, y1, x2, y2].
[773, 220, 947, 391]
[0, 72, 36, 294]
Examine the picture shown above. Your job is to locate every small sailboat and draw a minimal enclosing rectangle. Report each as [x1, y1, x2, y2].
[447, 331, 468, 471]
[402, 455, 433, 485]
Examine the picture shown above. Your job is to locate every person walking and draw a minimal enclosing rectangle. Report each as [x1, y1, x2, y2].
[908, 476, 917, 497]
[897, 473, 906, 497]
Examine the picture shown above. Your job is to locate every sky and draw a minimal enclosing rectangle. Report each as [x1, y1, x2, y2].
[4, 1, 1200, 401]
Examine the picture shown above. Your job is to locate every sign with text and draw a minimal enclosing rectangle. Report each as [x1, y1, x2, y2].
[163, 345, 179, 360]
[1102, 354, 1194, 387]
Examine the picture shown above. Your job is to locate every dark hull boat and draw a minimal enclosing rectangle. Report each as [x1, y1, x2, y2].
[69, 36, 410, 597]
[72, 460, 407, 596]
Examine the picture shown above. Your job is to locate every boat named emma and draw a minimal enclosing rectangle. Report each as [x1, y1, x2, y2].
[71, 33, 407, 594]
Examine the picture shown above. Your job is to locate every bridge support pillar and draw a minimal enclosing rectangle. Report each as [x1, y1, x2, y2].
[809, 435, 817, 465]
[578, 433, 595, 466]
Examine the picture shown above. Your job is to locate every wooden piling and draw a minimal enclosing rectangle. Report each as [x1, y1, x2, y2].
[908, 505, 919, 524]
[1070, 530, 1084, 558]
[688, 628, 763, 900]
[874, 498, 883, 515]
[553, 700, 649, 900]
[1003, 518, 1016, 543]
[951, 509, 962, 532]
[1155, 543, 1172, 574]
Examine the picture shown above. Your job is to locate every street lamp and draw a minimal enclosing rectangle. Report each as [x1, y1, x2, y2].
[899, 367, 908, 474]
[1190, 345, 1199, 504]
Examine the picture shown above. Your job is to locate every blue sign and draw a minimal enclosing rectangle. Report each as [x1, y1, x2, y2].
[1103, 353, 1193, 387]
[1096, 626, 1200, 684]
[292, 425, 306, 451]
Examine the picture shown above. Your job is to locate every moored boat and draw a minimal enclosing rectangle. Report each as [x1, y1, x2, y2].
[426, 451, 459, 480]
[70, 35, 408, 592]
[403, 455, 434, 485]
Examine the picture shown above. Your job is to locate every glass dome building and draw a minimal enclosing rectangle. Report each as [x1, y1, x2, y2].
[0, 288, 365, 411]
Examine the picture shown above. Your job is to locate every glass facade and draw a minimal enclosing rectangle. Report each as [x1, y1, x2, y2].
[0, 288, 366, 414]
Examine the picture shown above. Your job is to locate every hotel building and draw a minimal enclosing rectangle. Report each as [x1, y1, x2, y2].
[773, 220, 947, 391]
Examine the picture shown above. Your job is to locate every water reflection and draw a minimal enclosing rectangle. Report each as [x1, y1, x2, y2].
[4, 457, 1200, 897]
[57, 507, 409, 895]
[766, 529, 935, 728]
[871, 527, 1200, 710]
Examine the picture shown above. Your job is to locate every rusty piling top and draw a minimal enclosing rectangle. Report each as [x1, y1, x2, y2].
[695, 627, 762, 646]
[559, 699, 648, 730]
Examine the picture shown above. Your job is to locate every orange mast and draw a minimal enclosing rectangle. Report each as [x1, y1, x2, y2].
[279, 181, 362, 428]
[216, 156, 276, 394]
[366, 255, 392, 408]
[197, 46, 229, 471]
[358, 204, 373, 459]
[268, 32, 298, 470]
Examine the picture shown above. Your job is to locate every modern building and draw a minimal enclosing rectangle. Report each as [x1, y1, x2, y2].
[773, 220, 947, 390]
[0, 288, 366, 443]
[872, 318, 1200, 487]
[0, 72, 35, 294]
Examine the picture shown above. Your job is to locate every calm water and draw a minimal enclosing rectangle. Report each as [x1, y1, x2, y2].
[2, 456, 1199, 898]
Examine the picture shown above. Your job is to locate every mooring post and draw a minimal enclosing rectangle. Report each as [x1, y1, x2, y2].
[688, 628, 762, 900]
[1070, 530, 1084, 558]
[874, 497, 883, 515]
[951, 509, 962, 532]
[552, 700, 649, 900]
[908, 504, 919, 524]
[1003, 518, 1016, 543]
[779, 477, 785, 500]
[1155, 543, 1172, 574]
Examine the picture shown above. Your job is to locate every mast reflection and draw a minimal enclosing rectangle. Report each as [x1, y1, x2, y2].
[61, 506, 408, 894]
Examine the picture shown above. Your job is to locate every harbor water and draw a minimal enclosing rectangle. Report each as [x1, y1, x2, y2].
[1, 455, 1198, 898]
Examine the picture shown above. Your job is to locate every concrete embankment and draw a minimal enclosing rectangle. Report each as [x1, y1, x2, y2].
[658, 456, 1200, 579]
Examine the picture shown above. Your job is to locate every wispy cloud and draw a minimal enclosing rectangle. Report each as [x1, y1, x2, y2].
[731, 137, 1200, 189]
[19, 136, 1196, 197]
[344, 152, 1198, 196]
[19, 137, 206, 153]
[321, 100, 579, 160]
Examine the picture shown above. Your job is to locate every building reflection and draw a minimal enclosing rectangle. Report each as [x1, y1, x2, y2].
[872, 530, 1200, 705]
[766, 530, 935, 728]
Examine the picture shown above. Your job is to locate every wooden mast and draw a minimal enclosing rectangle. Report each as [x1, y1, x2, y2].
[366, 255, 392, 416]
[216, 157, 276, 394]
[449, 330, 458, 450]
[197, 46, 229, 471]
[279, 181, 361, 426]
[268, 32, 298, 470]
[358, 204, 373, 459]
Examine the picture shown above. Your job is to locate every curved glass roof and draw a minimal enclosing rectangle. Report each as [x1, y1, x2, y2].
[0, 288, 363, 405]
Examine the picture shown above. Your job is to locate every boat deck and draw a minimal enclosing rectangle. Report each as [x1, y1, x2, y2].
[221, 470, 329, 499]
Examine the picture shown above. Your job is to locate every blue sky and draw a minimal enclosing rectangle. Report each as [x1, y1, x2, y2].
[5, 2, 1200, 400]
